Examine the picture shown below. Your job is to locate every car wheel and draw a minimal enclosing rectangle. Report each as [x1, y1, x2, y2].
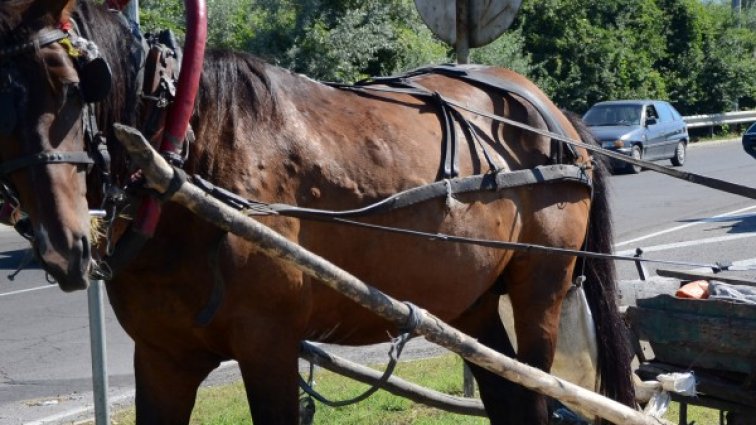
[628, 145, 642, 174]
[671, 141, 686, 166]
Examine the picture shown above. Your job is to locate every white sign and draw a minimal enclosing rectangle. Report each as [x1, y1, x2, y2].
[414, 0, 522, 48]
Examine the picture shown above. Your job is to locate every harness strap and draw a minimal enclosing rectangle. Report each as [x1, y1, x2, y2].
[298, 308, 417, 408]
[194, 232, 227, 327]
[345, 64, 578, 166]
[267, 164, 590, 219]
[0, 151, 94, 175]
[191, 164, 589, 219]
[0, 29, 68, 58]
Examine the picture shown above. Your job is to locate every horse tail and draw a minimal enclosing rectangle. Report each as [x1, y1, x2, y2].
[565, 112, 636, 408]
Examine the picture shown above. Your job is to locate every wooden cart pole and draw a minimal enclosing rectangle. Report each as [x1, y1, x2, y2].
[113, 124, 669, 425]
[301, 341, 486, 416]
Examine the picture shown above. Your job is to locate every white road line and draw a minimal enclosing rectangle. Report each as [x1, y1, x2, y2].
[614, 204, 756, 248]
[24, 360, 239, 425]
[615, 232, 756, 256]
[0, 285, 55, 298]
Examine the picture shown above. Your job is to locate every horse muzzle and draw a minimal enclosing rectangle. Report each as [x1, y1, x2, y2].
[33, 226, 91, 292]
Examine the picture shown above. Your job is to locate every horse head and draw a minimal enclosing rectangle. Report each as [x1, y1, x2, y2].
[0, 0, 112, 291]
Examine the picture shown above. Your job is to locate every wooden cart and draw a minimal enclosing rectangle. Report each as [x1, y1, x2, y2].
[625, 271, 756, 425]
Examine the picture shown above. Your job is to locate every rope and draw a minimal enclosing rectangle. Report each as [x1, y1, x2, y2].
[297, 303, 421, 408]
[323, 217, 736, 272]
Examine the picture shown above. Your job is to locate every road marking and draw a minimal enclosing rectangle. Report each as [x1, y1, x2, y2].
[0, 285, 55, 298]
[614, 204, 756, 248]
[616, 232, 756, 256]
[24, 360, 239, 425]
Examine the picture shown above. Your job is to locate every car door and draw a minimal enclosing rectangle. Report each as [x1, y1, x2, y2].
[642, 104, 665, 159]
[655, 102, 682, 157]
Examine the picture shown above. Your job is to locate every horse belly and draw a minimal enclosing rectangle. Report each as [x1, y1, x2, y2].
[302, 195, 518, 344]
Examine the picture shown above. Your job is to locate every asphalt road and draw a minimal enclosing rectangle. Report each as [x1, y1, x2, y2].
[0, 139, 754, 424]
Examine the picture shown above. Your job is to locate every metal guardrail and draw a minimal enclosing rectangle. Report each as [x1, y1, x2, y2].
[683, 110, 756, 129]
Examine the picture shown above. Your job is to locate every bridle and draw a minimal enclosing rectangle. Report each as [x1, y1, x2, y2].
[0, 28, 101, 171]
[0, 25, 113, 234]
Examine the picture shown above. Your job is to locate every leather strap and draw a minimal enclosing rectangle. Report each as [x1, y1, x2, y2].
[0, 151, 94, 175]
[0, 29, 68, 58]
[191, 164, 591, 219]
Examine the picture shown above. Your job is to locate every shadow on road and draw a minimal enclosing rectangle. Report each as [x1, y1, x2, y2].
[0, 248, 39, 271]
[677, 213, 756, 234]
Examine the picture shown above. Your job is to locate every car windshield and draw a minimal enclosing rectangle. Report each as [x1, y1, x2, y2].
[583, 105, 642, 126]
[747, 122, 756, 134]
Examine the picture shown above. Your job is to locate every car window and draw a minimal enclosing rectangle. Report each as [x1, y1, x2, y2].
[668, 104, 684, 122]
[583, 105, 641, 126]
[656, 103, 673, 123]
[645, 105, 659, 122]
[747, 122, 756, 134]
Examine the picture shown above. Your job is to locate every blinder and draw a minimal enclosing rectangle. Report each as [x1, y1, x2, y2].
[77, 56, 112, 103]
[0, 27, 109, 182]
[0, 26, 112, 137]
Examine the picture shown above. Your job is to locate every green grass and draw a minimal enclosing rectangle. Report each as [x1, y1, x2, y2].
[99, 354, 720, 424]
[105, 355, 486, 425]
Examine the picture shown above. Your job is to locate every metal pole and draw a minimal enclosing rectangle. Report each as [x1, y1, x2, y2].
[455, 0, 470, 64]
[87, 280, 111, 425]
[124, 0, 139, 25]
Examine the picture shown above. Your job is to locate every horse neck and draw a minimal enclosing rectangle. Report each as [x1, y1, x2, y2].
[187, 51, 288, 179]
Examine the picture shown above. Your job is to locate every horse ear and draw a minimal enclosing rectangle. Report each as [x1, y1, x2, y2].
[23, 0, 75, 26]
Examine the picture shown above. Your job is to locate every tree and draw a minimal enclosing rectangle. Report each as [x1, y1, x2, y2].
[514, 0, 667, 112]
[139, 0, 535, 83]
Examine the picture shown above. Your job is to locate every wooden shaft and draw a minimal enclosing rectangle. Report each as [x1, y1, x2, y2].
[301, 341, 486, 416]
[113, 124, 670, 425]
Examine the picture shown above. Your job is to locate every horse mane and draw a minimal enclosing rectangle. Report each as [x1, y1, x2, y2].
[564, 111, 636, 410]
[192, 49, 281, 175]
[70, 1, 280, 182]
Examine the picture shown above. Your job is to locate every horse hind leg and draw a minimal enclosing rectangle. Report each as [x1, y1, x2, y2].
[502, 255, 576, 424]
[453, 289, 527, 425]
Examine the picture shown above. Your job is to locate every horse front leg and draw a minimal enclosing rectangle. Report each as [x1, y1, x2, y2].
[236, 329, 302, 425]
[133, 342, 220, 425]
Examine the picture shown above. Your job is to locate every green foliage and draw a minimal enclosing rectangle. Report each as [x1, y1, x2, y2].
[469, 29, 534, 78]
[515, 0, 668, 112]
[137, 0, 756, 114]
[514, 0, 756, 114]
[247, 0, 452, 82]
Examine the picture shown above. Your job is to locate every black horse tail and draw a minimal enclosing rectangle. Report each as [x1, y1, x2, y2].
[565, 112, 636, 409]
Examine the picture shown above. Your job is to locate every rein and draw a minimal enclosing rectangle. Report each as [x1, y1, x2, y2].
[189, 166, 732, 273]
[0, 28, 67, 57]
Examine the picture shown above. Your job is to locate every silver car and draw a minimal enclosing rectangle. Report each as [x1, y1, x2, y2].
[583, 100, 689, 173]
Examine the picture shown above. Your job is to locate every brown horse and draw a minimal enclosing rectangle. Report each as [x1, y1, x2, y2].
[0, 1, 634, 423]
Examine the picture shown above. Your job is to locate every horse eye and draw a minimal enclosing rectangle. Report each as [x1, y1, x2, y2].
[66, 83, 81, 98]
